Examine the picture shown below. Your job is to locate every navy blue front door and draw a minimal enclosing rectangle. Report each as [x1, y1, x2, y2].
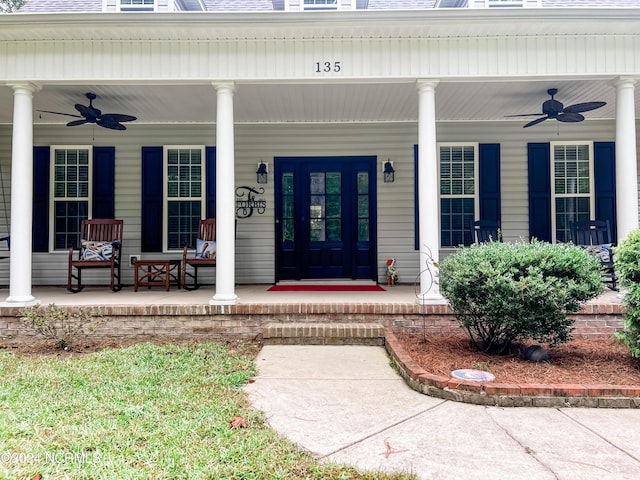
[275, 156, 377, 281]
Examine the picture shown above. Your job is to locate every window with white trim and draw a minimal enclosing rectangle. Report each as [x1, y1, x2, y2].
[50, 146, 92, 251]
[551, 142, 595, 243]
[439, 144, 478, 247]
[303, 0, 338, 10]
[119, 0, 156, 12]
[164, 146, 205, 251]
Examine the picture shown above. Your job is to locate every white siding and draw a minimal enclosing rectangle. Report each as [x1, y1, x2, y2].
[0, 118, 634, 287]
[3, 33, 639, 83]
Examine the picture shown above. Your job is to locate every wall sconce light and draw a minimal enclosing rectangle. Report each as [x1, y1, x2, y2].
[256, 161, 268, 184]
[383, 160, 395, 183]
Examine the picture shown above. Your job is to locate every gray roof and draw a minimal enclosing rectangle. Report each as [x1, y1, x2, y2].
[14, 0, 640, 13]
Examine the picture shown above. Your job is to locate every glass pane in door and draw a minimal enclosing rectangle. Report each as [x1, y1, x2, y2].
[309, 172, 342, 242]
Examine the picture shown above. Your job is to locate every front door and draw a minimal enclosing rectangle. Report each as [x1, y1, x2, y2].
[275, 156, 377, 281]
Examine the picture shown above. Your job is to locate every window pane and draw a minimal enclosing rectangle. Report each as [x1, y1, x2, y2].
[167, 200, 201, 250]
[326, 172, 341, 194]
[167, 148, 203, 200]
[310, 172, 325, 195]
[326, 196, 341, 218]
[358, 218, 369, 242]
[555, 197, 590, 243]
[310, 198, 324, 218]
[357, 172, 368, 194]
[358, 196, 368, 217]
[310, 218, 325, 241]
[283, 173, 294, 195]
[554, 144, 591, 195]
[441, 198, 474, 247]
[440, 145, 475, 196]
[54, 200, 88, 249]
[283, 219, 294, 242]
[326, 219, 341, 241]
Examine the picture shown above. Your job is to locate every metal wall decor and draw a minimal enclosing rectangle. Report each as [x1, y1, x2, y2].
[236, 186, 266, 218]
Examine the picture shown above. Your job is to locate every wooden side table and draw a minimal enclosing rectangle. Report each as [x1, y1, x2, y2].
[134, 259, 181, 291]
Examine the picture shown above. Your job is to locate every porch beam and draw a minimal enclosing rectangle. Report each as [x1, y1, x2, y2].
[615, 77, 639, 242]
[211, 81, 238, 306]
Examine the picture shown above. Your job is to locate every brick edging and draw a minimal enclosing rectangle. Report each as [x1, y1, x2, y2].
[384, 331, 640, 408]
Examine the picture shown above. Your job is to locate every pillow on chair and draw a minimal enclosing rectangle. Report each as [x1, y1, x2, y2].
[582, 244, 613, 264]
[81, 240, 119, 261]
[195, 239, 216, 259]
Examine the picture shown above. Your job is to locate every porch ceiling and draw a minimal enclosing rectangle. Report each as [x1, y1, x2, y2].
[0, 79, 626, 127]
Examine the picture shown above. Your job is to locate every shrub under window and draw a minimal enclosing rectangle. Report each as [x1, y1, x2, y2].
[439, 239, 604, 354]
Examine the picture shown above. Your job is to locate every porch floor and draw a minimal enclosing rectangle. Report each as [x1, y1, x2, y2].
[1, 284, 622, 308]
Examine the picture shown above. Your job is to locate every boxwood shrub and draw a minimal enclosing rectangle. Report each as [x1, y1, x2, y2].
[614, 229, 640, 360]
[439, 239, 604, 354]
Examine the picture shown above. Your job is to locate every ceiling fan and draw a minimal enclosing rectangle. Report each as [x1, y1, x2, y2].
[37, 92, 137, 130]
[506, 88, 606, 128]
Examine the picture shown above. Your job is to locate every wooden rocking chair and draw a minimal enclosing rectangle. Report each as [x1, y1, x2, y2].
[469, 219, 502, 244]
[571, 219, 617, 291]
[67, 219, 124, 293]
[182, 218, 216, 291]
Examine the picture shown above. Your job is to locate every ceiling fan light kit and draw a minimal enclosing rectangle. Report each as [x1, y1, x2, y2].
[37, 92, 137, 130]
[506, 88, 606, 128]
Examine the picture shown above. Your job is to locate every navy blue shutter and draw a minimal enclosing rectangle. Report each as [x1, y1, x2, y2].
[33, 146, 51, 252]
[92, 146, 116, 219]
[527, 143, 552, 242]
[594, 141, 617, 243]
[478, 144, 501, 223]
[141, 146, 164, 252]
[205, 147, 216, 218]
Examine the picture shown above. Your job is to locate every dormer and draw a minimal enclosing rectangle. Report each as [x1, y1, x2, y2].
[436, 0, 536, 7]
[273, 0, 366, 11]
[110, 0, 205, 12]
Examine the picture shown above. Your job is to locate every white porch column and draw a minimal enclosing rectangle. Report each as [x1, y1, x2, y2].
[416, 79, 442, 304]
[615, 77, 639, 242]
[211, 82, 238, 305]
[2, 83, 39, 306]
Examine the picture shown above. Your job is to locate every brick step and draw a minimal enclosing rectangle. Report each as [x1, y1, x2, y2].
[262, 322, 385, 345]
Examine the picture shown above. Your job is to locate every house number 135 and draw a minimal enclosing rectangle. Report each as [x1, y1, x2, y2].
[315, 61, 341, 73]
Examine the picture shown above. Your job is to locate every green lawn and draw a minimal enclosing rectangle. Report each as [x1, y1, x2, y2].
[0, 341, 415, 479]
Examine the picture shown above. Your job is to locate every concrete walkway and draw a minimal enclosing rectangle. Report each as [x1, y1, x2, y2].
[245, 345, 640, 480]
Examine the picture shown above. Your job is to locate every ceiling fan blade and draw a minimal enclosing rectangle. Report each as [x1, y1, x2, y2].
[37, 110, 83, 119]
[505, 113, 544, 118]
[523, 116, 548, 128]
[100, 113, 137, 123]
[97, 118, 126, 130]
[563, 101, 606, 114]
[66, 119, 89, 127]
[557, 112, 585, 123]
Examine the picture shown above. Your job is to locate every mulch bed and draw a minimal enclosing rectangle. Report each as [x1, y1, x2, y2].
[396, 333, 640, 385]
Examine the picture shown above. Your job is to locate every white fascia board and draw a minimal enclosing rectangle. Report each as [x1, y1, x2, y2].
[0, 8, 639, 41]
